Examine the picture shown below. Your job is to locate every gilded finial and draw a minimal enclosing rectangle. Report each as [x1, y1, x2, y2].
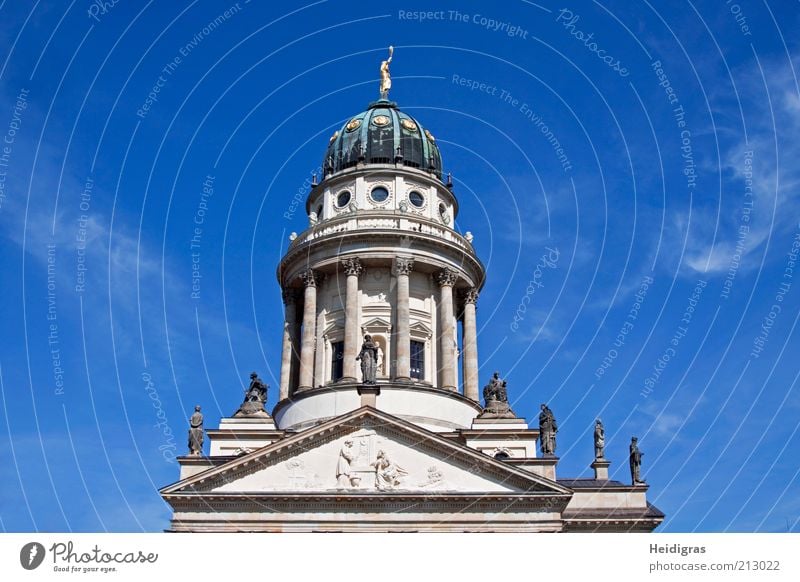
[379, 46, 394, 100]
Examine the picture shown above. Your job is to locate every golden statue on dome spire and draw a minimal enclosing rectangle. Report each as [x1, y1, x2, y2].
[379, 46, 394, 100]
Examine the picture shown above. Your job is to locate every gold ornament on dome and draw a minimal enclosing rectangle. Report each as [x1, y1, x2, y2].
[424, 129, 435, 142]
[329, 130, 339, 143]
[346, 118, 362, 132]
[379, 45, 394, 99]
[372, 115, 390, 126]
[401, 118, 418, 132]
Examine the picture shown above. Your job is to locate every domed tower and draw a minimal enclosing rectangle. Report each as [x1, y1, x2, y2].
[162, 54, 664, 533]
[274, 88, 486, 433]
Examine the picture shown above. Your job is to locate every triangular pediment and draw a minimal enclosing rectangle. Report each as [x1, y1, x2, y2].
[162, 407, 570, 496]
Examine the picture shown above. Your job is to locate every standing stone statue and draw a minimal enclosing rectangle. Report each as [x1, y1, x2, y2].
[235, 372, 269, 416]
[629, 436, 645, 484]
[188, 405, 204, 456]
[479, 371, 516, 418]
[594, 419, 605, 460]
[356, 334, 379, 384]
[539, 403, 558, 455]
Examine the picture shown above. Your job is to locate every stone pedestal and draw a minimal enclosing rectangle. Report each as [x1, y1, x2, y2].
[177, 456, 217, 480]
[357, 384, 381, 407]
[207, 415, 282, 456]
[591, 458, 611, 480]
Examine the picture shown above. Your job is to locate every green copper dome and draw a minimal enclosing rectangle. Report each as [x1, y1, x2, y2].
[323, 99, 443, 180]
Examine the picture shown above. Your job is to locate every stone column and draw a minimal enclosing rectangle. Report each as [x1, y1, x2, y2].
[279, 290, 298, 400]
[461, 288, 479, 401]
[437, 268, 458, 391]
[314, 311, 326, 387]
[298, 268, 320, 391]
[341, 257, 363, 381]
[394, 257, 414, 381]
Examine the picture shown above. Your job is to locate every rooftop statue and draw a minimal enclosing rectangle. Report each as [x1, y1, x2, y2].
[187, 405, 204, 456]
[594, 418, 605, 460]
[479, 371, 517, 419]
[235, 372, 269, 416]
[539, 404, 558, 456]
[379, 46, 394, 99]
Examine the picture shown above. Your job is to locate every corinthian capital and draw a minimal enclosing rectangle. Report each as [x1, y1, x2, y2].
[461, 287, 479, 304]
[394, 257, 414, 276]
[341, 257, 363, 277]
[436, 268, 458, 287]
[299, 268, 322, 288]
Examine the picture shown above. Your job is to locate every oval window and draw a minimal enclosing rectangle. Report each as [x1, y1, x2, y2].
[370, 186, 389, 203]
[408, 191, 424, 207]
[336, 190, 351, 208]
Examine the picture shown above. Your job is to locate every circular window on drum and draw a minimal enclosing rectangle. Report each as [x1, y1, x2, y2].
[408, 190, 425, 208]
[336, 190, 351, 208]
[370, 186, 390, 203]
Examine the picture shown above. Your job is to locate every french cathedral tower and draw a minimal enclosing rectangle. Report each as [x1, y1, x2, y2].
[161, 53, 664, 532]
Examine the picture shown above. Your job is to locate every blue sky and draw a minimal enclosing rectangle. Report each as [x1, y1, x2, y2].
[0, 0, 798, 532]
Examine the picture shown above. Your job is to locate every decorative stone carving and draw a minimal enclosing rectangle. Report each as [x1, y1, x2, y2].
[235, 372, 269, 417]
[286, 458, 322, 489]
[336, 439, 356, 488]
[356, 334, 379, 384]
[187, 405, 203, 456]
[419, 465, 445, 488]
[372, 450, 407, 490]
[436, 268, 458, 287]
[461, 287, 479, 304]
[594, 419, 605, 460]
[341, 257, 363, 277]
[539, 404, 558, 456]
[479, 371, 517, 419]
[299, 268, 321, 288]
[630, 436, 645, 485]
[395, 257, 414, 276]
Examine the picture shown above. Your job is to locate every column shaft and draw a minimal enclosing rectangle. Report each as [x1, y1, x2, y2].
[395, 258, 414, 381]
[462, 289, 479, 401]
[342, 258, 363, 381]
[437, 269, 458, 391]
[298, 269, 319, 390]
[279, 291, 297, 400]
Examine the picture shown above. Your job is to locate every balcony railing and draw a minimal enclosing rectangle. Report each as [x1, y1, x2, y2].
[289, 211, 474, 252]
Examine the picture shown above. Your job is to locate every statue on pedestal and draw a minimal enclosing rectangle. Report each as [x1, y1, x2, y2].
[594, 419, 605, 460]
[235, 372, 269, 416]
[479, 371, 516, 418]
[539, 403, 558, 455]
[630, 436, 645, 485]
[188, 405, 204, 456]
[356, 334, 379, 384]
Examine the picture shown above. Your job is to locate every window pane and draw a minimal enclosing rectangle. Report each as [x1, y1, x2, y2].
[410, 340, 425, 380]
[331, 341, 344, 381]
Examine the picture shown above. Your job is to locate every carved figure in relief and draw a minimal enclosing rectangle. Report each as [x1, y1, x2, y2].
[372, 450, 407, 490]
[336, 439, 355, 488]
